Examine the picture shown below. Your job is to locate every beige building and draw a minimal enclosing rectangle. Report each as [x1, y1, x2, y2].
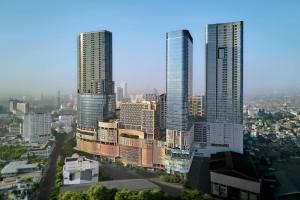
[76, 122, 165, 169]
[118, 128, 165, 168]
[120, 101, 158, 140]
[16, 102, 29, 114]
[76, 121, 119, 158]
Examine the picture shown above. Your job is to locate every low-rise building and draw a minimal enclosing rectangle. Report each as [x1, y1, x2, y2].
[1, 161, 39, 177]
[9, 122, 22, 134]
[63, 154, 99, 185]
[0, 177, 17, 191]
[118, 128, 165, 168]
[210, 151, 261, 200]
[28, 142, 54, 157]
[76, 122, 166, 169]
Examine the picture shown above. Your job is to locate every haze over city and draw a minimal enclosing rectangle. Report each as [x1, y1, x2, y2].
[1, 0, 299, 97]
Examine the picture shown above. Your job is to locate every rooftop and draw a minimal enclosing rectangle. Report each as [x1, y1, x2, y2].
[210, 151, 260, 181]
[1, 161, 38, 174]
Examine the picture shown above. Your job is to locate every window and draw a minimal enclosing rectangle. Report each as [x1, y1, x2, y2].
[218, 48, 225, 59]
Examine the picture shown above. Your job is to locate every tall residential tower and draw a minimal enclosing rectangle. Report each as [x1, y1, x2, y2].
[205, 21, 243, 153]
[77, 30, 116, 133]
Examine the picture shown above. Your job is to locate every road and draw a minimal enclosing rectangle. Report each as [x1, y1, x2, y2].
[100, 162, 187, 196]
[37, 135, 65, 200]
[100, 162, 158, 180]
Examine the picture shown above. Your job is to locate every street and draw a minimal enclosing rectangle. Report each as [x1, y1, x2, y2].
[37, 135, 65, 200]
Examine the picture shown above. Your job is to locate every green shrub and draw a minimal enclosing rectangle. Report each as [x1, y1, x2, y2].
[98, 168, 112, 181]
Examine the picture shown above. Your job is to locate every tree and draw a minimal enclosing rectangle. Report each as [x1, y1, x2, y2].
[114, 189, 137, 200]
[149, 189, 169, 200]
[11, 188, 21, 199]
[59, 191, 87, 200]
[114, 188, 169, 200]
[179, 190, 216, 200]
[87, 185, 114, 200]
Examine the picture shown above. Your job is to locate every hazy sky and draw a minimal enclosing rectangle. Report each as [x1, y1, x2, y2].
[0, 0, 299, 97]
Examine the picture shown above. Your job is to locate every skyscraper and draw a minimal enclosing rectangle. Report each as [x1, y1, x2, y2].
[205, 21, 243, 153]
[165, 30, 193, 174]
[166, 30, 193, 149]
[77, 30, 115, 131]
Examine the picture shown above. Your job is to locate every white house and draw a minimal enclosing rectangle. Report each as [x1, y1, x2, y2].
[63, 154, 99, 185]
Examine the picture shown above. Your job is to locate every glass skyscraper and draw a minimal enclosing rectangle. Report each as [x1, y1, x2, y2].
[205, 21, 243, 153]
[166, 30, 193, 133]
[166, 30, 193, 148]
[77, 30, 115, 130]
[165, 30, 193, 174]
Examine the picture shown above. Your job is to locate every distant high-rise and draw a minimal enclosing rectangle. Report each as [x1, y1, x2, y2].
[158, 93, 167, 137]
[23, 113, 52, 144]
[9, 99, 29, 115]
[9, 99, 18, 113]
[57, 91, 61, 109]
[121, 82, 128, 98]
[166, 30, 193, 149]
[116, 86, 124, 102]
[16, 102, 29, 114]
[205, 21, 243, 153]
[144, 93, 158, 102]
[77, 30, 116, 129]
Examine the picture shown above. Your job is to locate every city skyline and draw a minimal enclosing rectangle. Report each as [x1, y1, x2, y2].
[1, 2, 300, 199]
[1, 1, 300, 97]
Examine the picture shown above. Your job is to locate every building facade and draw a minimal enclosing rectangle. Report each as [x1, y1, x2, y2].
[16, 102, 29, 114]
[76, 121, 165, 169]
[120, 82, 128, 98]
[9, 122, 22, 135]
[77, 30, 116, 143]
[166, 30, 193, 147]
[205, 21, 243, 153]
[63, 154, 99, 185]
[76, 121, 119, 158]
[144, 93, 158, 102]
[210, 152, 261, 200]
[115, 85, 124, 102]
[9, 99, 29, 115]
[23, 113, 52, 144]
[120, 102, 158, 140]
[9, 99, 18, 113]
[158, 93, 167, 139]
[188, 96, 205, 119]
[165, 30, 194, 174]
